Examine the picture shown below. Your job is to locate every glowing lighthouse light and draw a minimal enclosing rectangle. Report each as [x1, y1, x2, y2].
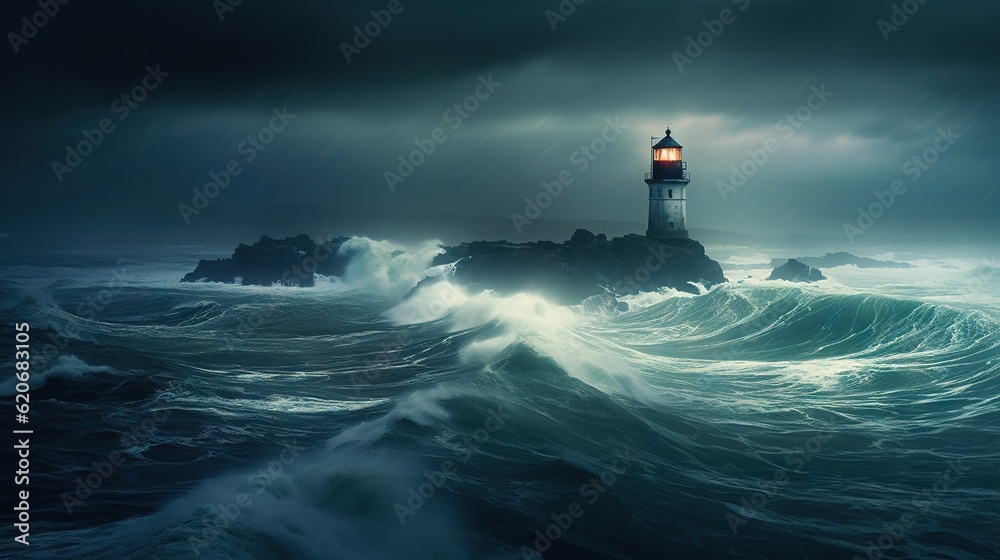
[654, 147, 682, 162]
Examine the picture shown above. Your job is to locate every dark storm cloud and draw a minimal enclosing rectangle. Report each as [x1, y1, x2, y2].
[4, 0, 996, 116]
[1, 0, 998, 247]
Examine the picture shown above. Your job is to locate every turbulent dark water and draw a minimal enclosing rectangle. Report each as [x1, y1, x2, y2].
[1, 240, 998, 560]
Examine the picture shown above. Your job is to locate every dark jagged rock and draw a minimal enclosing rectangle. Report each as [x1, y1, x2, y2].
[183, 230, 727, 304]
[428, 229, 726, 305]
[769, 252, 912, 270]
[181, 234, 350, 286]
[768, 259, 826, 283]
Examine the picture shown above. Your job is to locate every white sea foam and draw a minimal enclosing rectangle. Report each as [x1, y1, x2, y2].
[0, 354, 108, 396]
[327, 385, 461, 450]
[385, 281, 658, 401]
[337, 237, 444, 297]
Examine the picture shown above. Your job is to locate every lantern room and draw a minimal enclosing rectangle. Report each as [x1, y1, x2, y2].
[643, 125, 692, 240]
[649, 129, 688, 181]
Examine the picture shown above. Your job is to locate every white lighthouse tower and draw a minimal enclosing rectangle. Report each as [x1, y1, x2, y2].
[644, 128, 691, 240]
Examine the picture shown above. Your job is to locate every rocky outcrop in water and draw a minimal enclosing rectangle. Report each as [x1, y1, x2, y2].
[182, 230, 727, 304]
[767, 259, 826, 283]
[428, 229, 727, 305]
[181, 234, 350, 286]
[769, 252, 911, 269]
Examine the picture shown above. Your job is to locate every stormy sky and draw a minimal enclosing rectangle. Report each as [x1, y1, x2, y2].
[1, 0, 998, 248]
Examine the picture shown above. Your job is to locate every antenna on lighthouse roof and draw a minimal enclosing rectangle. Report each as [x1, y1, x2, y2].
[665, 124, 672, 136]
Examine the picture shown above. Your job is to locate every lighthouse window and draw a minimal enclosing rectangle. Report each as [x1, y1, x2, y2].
[654, 148, 682, 161]
[668, 222, 675, 229]
[668, 189, 673, 198]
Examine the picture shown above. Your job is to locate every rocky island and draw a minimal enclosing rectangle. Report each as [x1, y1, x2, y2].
[182, 230, 727, 305]
[182, 234, 351, 287]
[768, 252, 912, 269]
[428, 229, 726, 304]
[183, 128, 735, 304]
[768, 258, 827, 283]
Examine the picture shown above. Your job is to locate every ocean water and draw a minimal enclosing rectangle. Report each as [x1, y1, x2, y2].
[1, 239, 998, 560]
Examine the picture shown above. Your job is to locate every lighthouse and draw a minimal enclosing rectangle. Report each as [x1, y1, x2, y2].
[644, 128, 691, 240]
